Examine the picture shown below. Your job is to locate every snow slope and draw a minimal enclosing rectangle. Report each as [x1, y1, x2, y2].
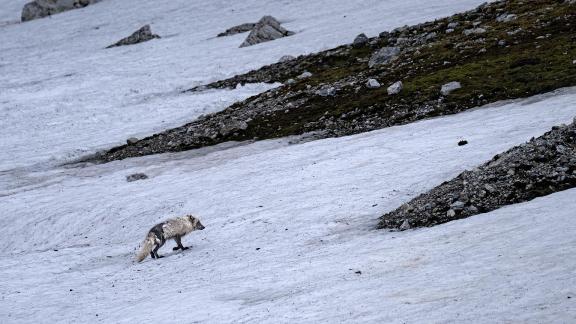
[2, 89, 576, 323]
[0, 0, 494, 169]
[2, 0, 576, 323]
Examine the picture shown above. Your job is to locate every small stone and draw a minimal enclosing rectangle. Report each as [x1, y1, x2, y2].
[484, 184, 496, 193]
[447, 209, 456, 217]
[450, 201, 465, 210]
[446, 28, 455, 34]
[447, 22, 459, 29]
[316, 86, 336, 97]
[127, 137, 139, 145]
[126, 173, 148, 182]
[458, 140, 468, 146]
[399, 219, 411, 230]
[366, 79, 381, 89]
[297, 71, 312, 79]
[496, 14, 517, 23]
[217, 22, 256, 37]
[440, 81, 462, 95]
[353, 33, 368, 47]
[463, 28, 486, 36]
[498, 40, 507, 46]
[285, 78, 295, 85]
[279, 55, 295, 63]
[387, 81, 403, 95]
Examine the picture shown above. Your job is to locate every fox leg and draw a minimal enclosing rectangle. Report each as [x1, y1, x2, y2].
[152, 239, 166, 259]
[173, 236, 189, 251]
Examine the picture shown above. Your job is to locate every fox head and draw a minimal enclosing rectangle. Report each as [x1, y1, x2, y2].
[187, 215, 205, 231]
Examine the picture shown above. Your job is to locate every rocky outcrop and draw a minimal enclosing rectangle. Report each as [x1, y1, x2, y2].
[217, 23, 256, 37]
[106, 25, 160, 49]
[368, 47, 400, 68]
[21, 0, 100, 22]
[240, 16, 294, 48]
[379, 120, 576, 230]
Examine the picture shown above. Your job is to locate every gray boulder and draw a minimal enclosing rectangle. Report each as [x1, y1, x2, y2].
[240, 16, 294, 48]
[387, 81, 403, 95]
[22, 0, 99, 22]
[353, 33, 368, 47]
[217, 23, 256, 37]
[106, 25, 160, 49]
[440, 81, 462, 95]
[368, 47, 400, 68]
[126, 173, 148, 182]
[365, 79, 380, 89]
[278, 55, 295, 63]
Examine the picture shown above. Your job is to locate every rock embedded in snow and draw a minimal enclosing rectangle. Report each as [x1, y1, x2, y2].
[440, 81, 462, 95]
[278, 55, 295, 63]
[353, 33, 368, 47]
[106, 25, 160, 49]
[365, 79, 380, 89]
[240, 16, 294, 48]
[126, 173, 148, 182]
[368, 47, 400, 68]
[21, 0, 99, 22]
[399, 219, 411, 231]
[217, 22, 256, 37]
[387, 81, 403, 95]
[126, 137, 139, 145]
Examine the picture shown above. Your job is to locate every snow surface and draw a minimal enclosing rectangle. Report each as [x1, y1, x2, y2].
[2, 0, 576, 323]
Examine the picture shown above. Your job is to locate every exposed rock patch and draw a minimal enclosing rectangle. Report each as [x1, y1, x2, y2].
[379, 120, 576, 230]
[22, 0, 100, 22]
[106, 25, 160, 49]
[126, 173, 148, 182]
[240, 16, 294, 47]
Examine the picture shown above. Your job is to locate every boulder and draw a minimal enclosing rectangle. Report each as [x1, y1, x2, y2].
[279, 55, 295, 63]
[240, 16, 294, 48]
[366, 79, 381, 89]
[21, 0, 99, 22]
[106, 25, 160, 49]
[352, 33, 368, 47]
[440, 81, 462, 95]
[217, 23, 256, 37]
[387, 81, 403, 95]
[126, 173, 148, 182]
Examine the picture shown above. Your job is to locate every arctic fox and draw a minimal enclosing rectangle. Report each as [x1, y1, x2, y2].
[136, 215, 205, 262]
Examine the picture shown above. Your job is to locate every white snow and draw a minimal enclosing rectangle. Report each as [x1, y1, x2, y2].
[2, 0, 576, 323]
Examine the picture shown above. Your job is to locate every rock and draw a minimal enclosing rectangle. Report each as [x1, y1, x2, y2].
[368, 47, 400, 68]
[387, 81, 403, 95]
[450, 201, 465, 210]
[446, 28, 455, 34]
[353, 33, 368, 47]
[447, 22, 459, 29]
[498, 40, 507, 46]
[126, 173, 148, 182]
[447, 209, 456, 217]
[106, 25, 160, 49]
[463, 28, 486, 36]
[425, 32, 437, 41]
[496, 14, 517, 23]
[278, 55, 295, 63]
[21, 0, 99, 22]
[219, 119, 249, 136]
[297, 71, 312, 79]
[240, 16, 294, 47]
[399, 219, 411, 231]
[484, 184, 496, 193]
[127, 137, 139, 145]
[316, 86, 336, 97]
[217, 22, 256, 37]
[365, 79, 381, 89]
[285, 78, 295, 85]
[440, 81, 462, 95]
[458, 140, 468, 146]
